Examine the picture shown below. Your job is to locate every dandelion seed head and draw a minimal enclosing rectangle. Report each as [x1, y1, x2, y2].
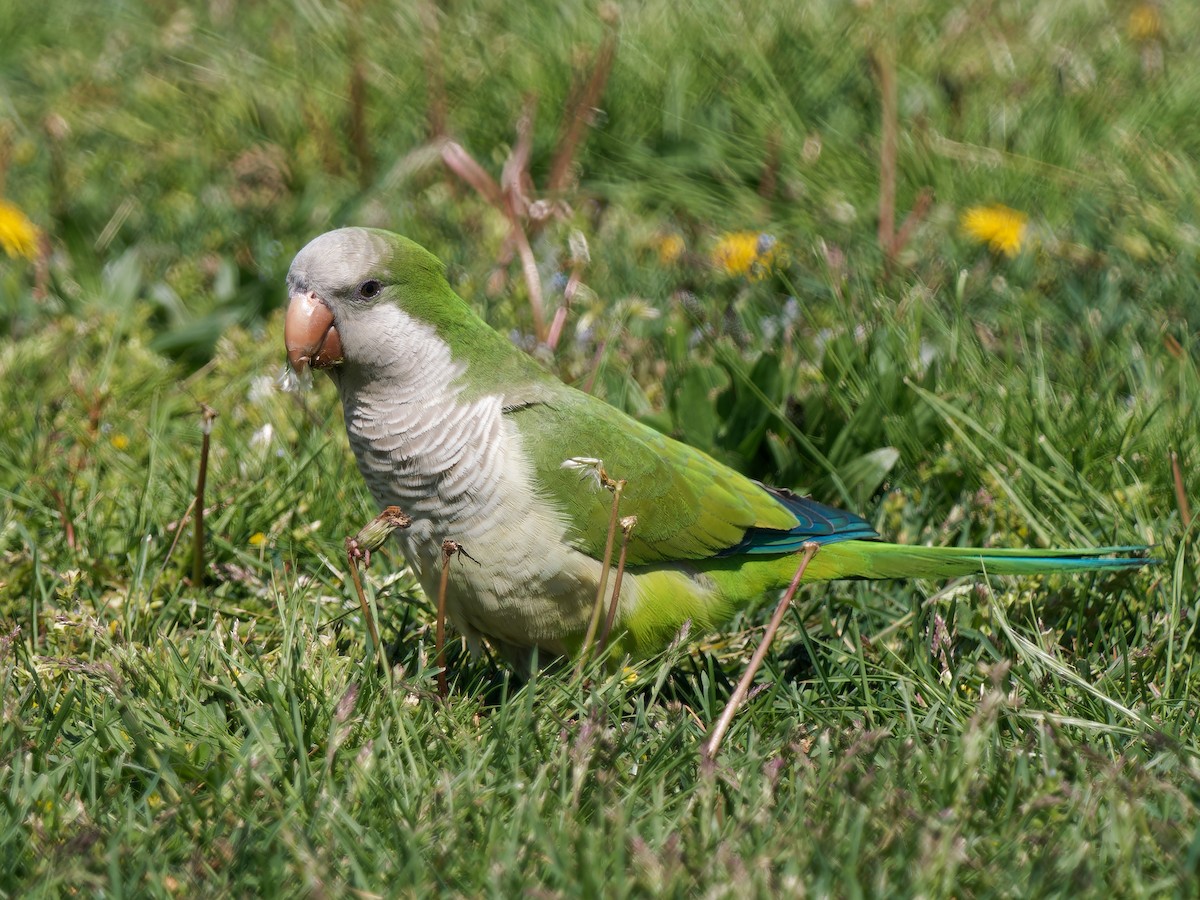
[561, 456, 605, 491]
[278, 363, 312, 393]
[250, 423, 274, 450]
[248, 375, 277, 405]
[568, 230, 590, 266]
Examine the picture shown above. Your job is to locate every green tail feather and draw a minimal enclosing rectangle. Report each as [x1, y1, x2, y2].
[816, 542, 1154, 581]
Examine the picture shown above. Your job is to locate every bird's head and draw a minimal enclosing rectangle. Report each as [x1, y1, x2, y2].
[285, 227, 551, 400]
[284, 227, 457, 380]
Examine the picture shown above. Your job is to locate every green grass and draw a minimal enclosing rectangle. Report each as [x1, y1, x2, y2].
[2, 0, 1200, 895]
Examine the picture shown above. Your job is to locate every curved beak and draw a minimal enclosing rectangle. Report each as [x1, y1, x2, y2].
[284, 291, 343, 372]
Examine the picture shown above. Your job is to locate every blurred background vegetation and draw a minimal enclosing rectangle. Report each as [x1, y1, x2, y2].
[2, 0, 1196, 502]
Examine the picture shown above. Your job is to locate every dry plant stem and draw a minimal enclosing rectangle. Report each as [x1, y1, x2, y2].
[548, 20, 618, 193]
[440, 141, 504, 207]
[48, 487, 76, 552]
[758, 127, 781, 200]
[546, 267, 582, 351]
[598, 516, 637, 655]
[163, 497, 197, 570]
[874, 44, 898, 260]
[1171, 450, 1192, 529]
[701, 542, 819, 761]
[576, 480, 625, 674]
[34, 232, 51, 301]
[502, 103, 547, 342]
[344, 506, 411, 673]
[349, 60, 371, 186]
[144, 495, 200, 616]
[892, 187, 934, 259]
[419, 0, 447, 139]
[345, 0, 372, 187]
[436, 541, 458, 699]
[546, 305, 569, 351]
[192, 405, 217, 585]
[439, 135, 547, 341]
[582, 340, 607, 394]
[347, 555, 383, 657]
[509, 219, 547, 341]
[501, 97, 537, 211]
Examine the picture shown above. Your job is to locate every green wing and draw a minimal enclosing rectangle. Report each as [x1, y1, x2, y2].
[508, 388, 798, 566]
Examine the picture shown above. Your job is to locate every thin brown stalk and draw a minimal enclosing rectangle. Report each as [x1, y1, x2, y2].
[1171, 450, 1192, 529]
[598, 515, 637, 655]
[701, 542, 819, 761]
[48, 487, 76, 552]
[163, 497, 197, 570]
[509, 223, 547, 342]
[436, 539, 460, 699]
[892, 186, 934, 260]
[346, 0, 372, 187]
[874, 44, 898, 260]
[347, 555, 382, 656]
[547, 263, 584, 351]
[548, 11, 619, 193]
[546, 305, 570, 351]
[582, 340, 607, 394]
[441, 141, 505, 208]
[501, 97, 537, 217]
[575, 477, 625, 675]
[33, 232, 50, 302]
[192, 404, 217, 585]
[419, 0, 448, 139]
[348, 59, 372, 187]
[440, 132, 547, 340]
[758, 127, 781, 200]
[344, 506, 412, 665]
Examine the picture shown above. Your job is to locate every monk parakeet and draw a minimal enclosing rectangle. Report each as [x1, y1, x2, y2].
[284, 227, 1148, 663]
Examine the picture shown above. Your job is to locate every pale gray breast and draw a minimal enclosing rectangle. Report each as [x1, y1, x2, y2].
[340, 381, 509, 543]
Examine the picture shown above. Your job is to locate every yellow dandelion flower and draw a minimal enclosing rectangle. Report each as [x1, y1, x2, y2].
[654, 233, 685, 265]
[249, 532, 267, 547]
[711, 231, 782, 281]
[961, 204, 1028, 257]
[110, 433, 130, 451]
[1127, 3, 1162, 43]
[0, 200, 40, 261]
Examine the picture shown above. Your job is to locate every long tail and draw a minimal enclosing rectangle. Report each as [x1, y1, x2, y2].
[811, 541, 1154, 581]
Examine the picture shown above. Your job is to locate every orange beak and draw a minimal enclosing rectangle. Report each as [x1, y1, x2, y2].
[284, 291, 343, 372]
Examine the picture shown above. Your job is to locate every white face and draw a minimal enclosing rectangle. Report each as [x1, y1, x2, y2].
[286, 227, 461, 387]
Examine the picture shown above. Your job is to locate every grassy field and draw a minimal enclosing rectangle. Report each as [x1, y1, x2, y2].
[2, 0, 1199, 895]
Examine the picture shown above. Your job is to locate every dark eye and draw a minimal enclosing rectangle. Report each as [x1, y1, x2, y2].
[356, 279, 382, 300]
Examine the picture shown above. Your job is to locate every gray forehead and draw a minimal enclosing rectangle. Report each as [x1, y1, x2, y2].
[287, 227, 390, 293]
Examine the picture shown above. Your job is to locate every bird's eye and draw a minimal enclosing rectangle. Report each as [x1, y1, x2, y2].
[356, 279, 382, 300]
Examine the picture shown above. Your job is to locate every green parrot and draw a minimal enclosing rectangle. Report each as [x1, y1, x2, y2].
[284, 227, 1148, 664]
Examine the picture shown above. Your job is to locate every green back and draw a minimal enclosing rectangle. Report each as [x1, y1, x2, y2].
[510, 392, 797, 566]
